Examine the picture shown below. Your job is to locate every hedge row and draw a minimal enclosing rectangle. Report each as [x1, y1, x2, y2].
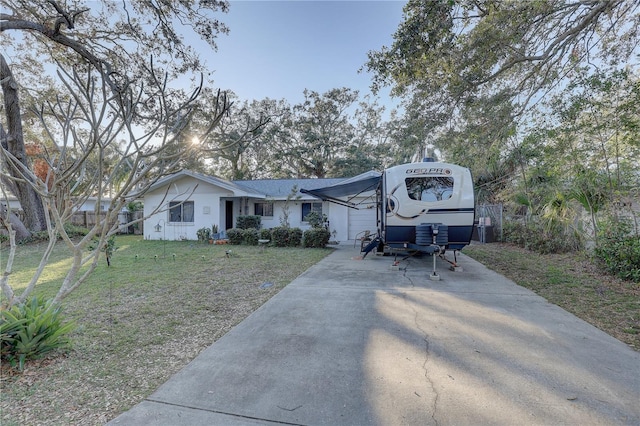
[226, 227, 330, 248]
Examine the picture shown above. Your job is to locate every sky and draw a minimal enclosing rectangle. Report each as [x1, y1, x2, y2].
[200, 1, 406, 106]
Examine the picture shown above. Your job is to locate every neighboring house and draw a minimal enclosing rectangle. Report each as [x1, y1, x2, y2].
[142, 170, 380, 242]
[3, 194, 112, 212]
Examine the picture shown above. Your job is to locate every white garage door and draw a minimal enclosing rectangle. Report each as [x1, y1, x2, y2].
[348, 203, 377, 240]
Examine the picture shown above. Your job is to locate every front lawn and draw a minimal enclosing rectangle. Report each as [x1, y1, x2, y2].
[0, 236, 331, 425]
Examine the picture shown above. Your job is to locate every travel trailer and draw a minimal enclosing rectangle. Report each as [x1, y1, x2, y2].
[302, 159, 475, 261]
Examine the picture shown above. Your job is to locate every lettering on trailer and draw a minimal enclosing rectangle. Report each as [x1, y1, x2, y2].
[405, 168, 452, 175]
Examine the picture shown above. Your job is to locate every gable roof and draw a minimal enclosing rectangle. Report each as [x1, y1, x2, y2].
[148, 170, 265, 198]
[146, 169, 381, 201]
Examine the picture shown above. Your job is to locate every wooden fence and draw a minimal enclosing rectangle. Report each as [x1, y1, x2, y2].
[70, 211, 144, 234]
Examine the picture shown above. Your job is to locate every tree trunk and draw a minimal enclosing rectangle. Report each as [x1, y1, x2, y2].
[0, 53, 47, 233]
[0, 203, 30, 240]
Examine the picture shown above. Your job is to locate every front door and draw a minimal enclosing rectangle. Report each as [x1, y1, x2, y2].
[225, 200, 234, 231]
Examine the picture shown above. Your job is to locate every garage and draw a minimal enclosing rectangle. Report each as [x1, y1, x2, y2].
[299, 171, 381, 242]
[348, 201, 377, 240]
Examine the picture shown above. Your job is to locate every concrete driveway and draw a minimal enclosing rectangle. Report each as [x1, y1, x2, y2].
[109, 242, 640, 425]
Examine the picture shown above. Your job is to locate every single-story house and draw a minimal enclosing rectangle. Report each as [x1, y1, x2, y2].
[142, 170, 380, 243]
[2, 194, 111, 212]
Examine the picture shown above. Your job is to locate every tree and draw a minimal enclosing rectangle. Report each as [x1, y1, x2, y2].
[1, 0, 229, 234]
[364, 0, 639, 167]
[1, 53, 47, 234]
[261, 88, 382, 178]
[536, 68, 640, 237]
[332, 96, 392, 176]
[1, 63, 230, 307]
[366, 0, 638, 109]
[289, 88, 359, 178]
[201, 94, 282, 180]
[1, 1, 231, 306]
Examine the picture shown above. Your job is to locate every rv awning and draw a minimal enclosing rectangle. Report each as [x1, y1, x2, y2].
[300, 175, 381, 208]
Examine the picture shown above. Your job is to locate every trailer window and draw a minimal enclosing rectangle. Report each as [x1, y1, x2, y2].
[405, 177, 454, 202]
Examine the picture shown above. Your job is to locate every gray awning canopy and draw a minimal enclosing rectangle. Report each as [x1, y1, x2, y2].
[300, 175, 381, 208]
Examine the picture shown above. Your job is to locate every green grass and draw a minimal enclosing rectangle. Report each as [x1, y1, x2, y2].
[1, 236, 331, 425]
[464, 242, 640, 351]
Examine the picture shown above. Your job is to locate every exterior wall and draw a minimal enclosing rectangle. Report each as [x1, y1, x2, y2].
[143, 175, 378, 243]
[327, 201, 349, 242]
[77, 199, 110, 212]
[248, 197, 325, 235]
[246, 197, 375, 243]
[144, 176, 233, 241]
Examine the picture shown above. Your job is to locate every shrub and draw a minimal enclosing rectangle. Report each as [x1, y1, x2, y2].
[17, 230, 49, 244]
[242, 228, 259, 245]
[226, 228, 243, 245]
[88, 235, 118, 266]
[196, 227, 211, 242]
[17, 223, 89, 244]
[303, 228, 331, 248]
[1, 297, 75, 371]
[63, 223, 89, 238]
[288, 227, 303, 247]
[595, 219, 640, 282]
[502, 219, 581, 254]
[270, 226, 290, 247]
[259, 228, 271, 240]
[305, 211, 327, 229]
[236, 215, 261, 230]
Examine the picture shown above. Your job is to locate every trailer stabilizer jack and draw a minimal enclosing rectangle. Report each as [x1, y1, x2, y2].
[361, 237, 382, 259]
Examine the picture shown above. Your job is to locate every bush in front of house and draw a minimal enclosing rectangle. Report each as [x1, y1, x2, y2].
[270, 226, 290, 247]
[236, 215, 261, 230]
[304, 211, 328, 229]
[259, 228, 271, 240]
[269, 227, 303, 247]
[242, 228, 259, 245]
[225, 228, 262, 246]
[196, 227, 211, 243]
[229, 226, 323, 248]
[288, 228, 303, 247]
[226, 228, 243, 245]
[303, 228, 331, 248]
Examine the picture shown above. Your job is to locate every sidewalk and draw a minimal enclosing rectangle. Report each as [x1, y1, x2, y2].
[109, 243, 640, 425]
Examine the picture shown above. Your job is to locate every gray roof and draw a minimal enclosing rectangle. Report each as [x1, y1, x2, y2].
[233, 178, 346, 199]
[146, 169, 380, 201]
[148, 170, 264, 198]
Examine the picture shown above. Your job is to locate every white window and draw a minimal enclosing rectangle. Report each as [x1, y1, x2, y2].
[169, 201, 194, 223]
[254, 202, 274, 217]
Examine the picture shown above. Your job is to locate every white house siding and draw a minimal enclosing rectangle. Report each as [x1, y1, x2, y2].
[244, 199, 348, 242]
[144, 175, 233, 241]
[250, 198, 328, 236]
[246, 198, 376, 243]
